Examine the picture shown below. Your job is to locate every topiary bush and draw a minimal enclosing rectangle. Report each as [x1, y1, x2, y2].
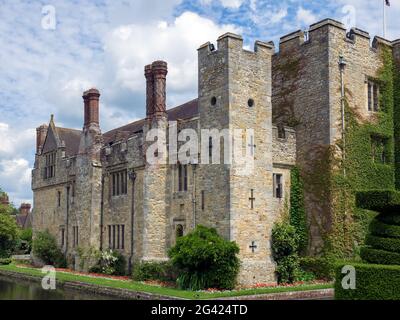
[168, 225, 240, 291]
[33, 231, 66, 267]
[272, 222, 301, 284]
[132, 261, 177, 282]
[335, 263, 400, 300]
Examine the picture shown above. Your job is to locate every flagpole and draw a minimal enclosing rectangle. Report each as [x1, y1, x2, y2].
[383, 0, 387, 38]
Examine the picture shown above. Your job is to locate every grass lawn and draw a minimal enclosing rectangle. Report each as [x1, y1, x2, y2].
[0, 264, 333, 300]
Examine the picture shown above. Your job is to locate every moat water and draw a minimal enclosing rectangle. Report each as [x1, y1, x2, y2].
[0, 276, 118, 300]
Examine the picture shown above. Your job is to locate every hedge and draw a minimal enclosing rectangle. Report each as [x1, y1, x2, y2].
[365, 234, 400, 253]
[299, 257, 335, 280]
[369, 219, 400, 238]
[360, 246, 400, 265]
[378, 212, 400, 226]
[356, 190, 400, 213]
[335, 263, 400, 300]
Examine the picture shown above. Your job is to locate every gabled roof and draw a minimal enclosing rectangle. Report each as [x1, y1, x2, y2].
[103, 99, 198, 144]
[43, 99, 199, 156]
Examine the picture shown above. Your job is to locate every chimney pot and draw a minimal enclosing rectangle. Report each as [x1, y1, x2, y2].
[83, 88, 100, 127]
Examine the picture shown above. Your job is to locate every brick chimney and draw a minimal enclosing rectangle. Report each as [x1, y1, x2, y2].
[36, 124, 48, 155]
[83, 88, 100, 128]
[145, 64, 154, 119]
[19, 203, 31, 216]
[0, 193, 9, 206]
[152, 61, 168, 119]
[145, 61, 168, 120]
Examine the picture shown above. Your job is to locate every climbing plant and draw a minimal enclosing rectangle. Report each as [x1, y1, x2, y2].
[289, 166, 308, 255]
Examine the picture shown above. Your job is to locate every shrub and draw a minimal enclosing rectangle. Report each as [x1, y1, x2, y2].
[355, 190, 400, 213]
[132, 261, 177, 282]
[365, 234, 400, 253]
[89, 249, 126, 276]
[272, 222, 301, 284]
[0, 213, 19, 258]
[299, 256, 336, 280]
[335, 263, 400, 300]
[168, 225, 240, 291]
[360, 247, 400, 265]
[18, 228, 33, 254]
[32, 230, 66, 267]
[0, 258, 12, 265]
[369, 219, 400, 238]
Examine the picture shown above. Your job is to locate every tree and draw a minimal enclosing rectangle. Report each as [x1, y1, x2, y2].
[0, 212, 19, 258]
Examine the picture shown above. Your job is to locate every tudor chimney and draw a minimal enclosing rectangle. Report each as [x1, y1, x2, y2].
[19, 203, 31, 216]
[152, 61, 168, 118]
[145, 64, 154, 119]
[36, 124, 48, 155]
[83, 88, 100, 127]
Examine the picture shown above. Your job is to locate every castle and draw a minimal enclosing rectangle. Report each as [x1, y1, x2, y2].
[32, 18, 400, 285]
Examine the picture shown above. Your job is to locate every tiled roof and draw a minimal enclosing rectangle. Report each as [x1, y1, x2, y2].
[56, 99, 198, 155]
[103, 99, 198, 144]
[56, 127, 82, 157]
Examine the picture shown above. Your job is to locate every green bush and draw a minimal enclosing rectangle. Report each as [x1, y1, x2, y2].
[272, 223, 301, 284]
[0, 258, 12, 265]
[32, 231, 66, 267]
[18, 228, 33, 254]
[369, 218, 400, 238]
[89, 249, 126, 276]
[335, 263, 400, 300]
[299, 256, 336, 280]
[168, 225, 240, 291]
[378, 212, 400, 226]
[360, 246, 400, 265]
[356, 190, 400, 213]
[365, 234, 400, 253]
[0, 213, 19, 258]
[132, 261, 177, 282]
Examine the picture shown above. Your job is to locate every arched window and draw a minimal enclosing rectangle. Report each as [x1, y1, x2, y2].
[176, 224, 184, 238]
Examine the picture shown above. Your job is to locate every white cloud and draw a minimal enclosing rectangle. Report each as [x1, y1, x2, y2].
[296, 7, 318, 26]
[219, 0, 244, 9]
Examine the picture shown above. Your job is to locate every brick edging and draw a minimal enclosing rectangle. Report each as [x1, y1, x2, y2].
[214, 288, 334, 300]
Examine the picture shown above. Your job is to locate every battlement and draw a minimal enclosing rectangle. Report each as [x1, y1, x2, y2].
[198, 32, 274, 57]
[278, 18, 396, 54]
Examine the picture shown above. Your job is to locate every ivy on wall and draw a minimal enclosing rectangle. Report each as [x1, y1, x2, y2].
[394, 55, 400, 189]
[322, 48, 397, 259]
[289, 166, 308, 255]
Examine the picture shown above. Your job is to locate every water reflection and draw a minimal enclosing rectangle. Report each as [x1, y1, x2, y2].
[0, 276, 119, 300]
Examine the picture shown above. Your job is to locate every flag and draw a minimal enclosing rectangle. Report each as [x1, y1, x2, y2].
[386, 0, 390, 6]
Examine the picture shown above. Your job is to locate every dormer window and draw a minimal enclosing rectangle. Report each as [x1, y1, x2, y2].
[367, 80, 379, 112]
[44, 151, 56, 179]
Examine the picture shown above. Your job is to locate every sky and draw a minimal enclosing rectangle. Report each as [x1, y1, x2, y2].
[0, 0, 399, 207]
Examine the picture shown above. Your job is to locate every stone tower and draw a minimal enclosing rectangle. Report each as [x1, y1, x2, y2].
[74, 89, 103, 252]
[197, 33, 276, 284]
[142, 61, 169, 262]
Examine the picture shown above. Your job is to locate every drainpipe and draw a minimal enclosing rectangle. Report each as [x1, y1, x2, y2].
[128, 169, 137, 274]
[192, 164, 197, 229]
[66, 186, 70, 256]
[100, 175, 105, 251]
[339, 55, 347, 177]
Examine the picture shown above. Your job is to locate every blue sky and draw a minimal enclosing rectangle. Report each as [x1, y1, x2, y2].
[0, 0, 399, 206]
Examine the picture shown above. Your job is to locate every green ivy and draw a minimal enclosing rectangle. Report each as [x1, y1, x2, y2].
[289, 166, 308, 255]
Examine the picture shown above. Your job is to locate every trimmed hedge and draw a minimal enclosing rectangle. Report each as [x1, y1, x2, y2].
[360, 246, 400, 265]
[378, 212, 400, 226]
[335, 263, 400, 300]
[356, 190, 400, 213]
[369, 219, 400, 238]
[365, 234, 400, 253]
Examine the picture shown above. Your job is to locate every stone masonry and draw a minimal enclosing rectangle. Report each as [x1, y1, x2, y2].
[32, 18, 400, 285]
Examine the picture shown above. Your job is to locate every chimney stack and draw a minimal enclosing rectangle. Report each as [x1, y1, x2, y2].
[145, 65, 154, 119]
[19, 203, 31, 216]
[83, 88, 100, 127]
[144, 61, 168, 120]
[36, 124, 48, 155]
